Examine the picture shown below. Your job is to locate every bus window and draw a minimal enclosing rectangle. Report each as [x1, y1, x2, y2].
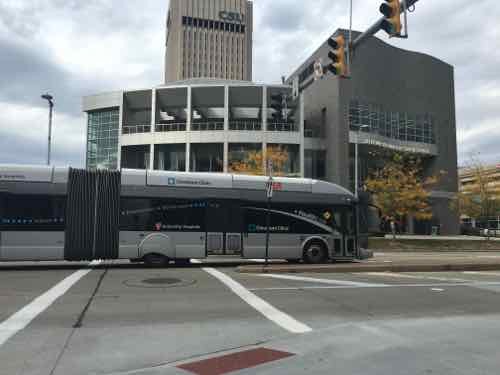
[1, 195, 65, 231]
[120, 198, 206, 232]
[0, 192, 6, 228]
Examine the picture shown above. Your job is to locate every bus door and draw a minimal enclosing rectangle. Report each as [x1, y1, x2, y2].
[330, 207, 356, 258]
[205, 201, 243, 256]
[342, 207, 357, 258]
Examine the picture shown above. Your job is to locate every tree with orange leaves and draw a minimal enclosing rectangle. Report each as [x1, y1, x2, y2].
[229, 146, 290, 176]
[365, 153, 442, 237]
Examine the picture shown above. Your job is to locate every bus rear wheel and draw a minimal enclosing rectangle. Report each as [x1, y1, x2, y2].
[303, 242, 328, 264]
[143, 254, 169, 268]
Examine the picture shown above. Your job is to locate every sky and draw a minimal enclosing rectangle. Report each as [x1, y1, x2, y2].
[0, 0, 499, 168]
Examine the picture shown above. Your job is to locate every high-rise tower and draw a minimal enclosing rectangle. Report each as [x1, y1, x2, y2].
[164, 0, 253, 83]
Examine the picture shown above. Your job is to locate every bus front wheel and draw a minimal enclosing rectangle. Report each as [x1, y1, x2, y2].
[143, 254, 169, 268]
[303, 242, 328, 264]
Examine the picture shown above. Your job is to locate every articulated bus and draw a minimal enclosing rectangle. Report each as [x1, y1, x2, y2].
[0, 165, 363, 266]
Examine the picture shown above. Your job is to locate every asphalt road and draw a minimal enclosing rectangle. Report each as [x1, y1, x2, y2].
[1, 260, 500, 375]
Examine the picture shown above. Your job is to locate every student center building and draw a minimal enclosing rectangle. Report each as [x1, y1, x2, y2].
[83, 0, 459, 235]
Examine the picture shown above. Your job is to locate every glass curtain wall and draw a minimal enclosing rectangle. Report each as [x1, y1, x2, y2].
[349, 100, 436, 144]
[87, 108, 119, 170]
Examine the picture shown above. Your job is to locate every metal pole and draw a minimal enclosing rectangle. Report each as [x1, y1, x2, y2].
[47, 103, 53, 166]
[349, 0, 353, 45]
[355, 141, 359, 198]
[265, 195, 271, 265]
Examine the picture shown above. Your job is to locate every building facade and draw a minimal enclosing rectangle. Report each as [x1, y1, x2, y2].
[164, 0, 253, 83]
[459, 164, 500, 229]
[287, 30, 459, 235]
[83, 79, 303, 176]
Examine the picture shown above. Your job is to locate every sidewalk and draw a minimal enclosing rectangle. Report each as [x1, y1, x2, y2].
[237, 252, 500, 274]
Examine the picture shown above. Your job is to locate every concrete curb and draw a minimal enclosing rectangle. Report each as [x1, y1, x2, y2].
[237, 262, 500, 274]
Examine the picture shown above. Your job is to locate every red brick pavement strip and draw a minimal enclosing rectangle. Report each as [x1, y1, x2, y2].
[177, 348, 295, 375]
[237, 258, 500, 274]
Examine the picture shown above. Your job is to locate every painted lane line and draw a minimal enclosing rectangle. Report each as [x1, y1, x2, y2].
[259, 274, 387, 287]
[202, 267, 312, 334]
[0, 261, 101, 347]
[463, 271, 500, 277]
[248, 281, 500, 291]
[360, 272, 470, 283]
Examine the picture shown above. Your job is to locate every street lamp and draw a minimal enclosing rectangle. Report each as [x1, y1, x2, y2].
[355, 124, 370, 197]
[41, 93, 54, 166]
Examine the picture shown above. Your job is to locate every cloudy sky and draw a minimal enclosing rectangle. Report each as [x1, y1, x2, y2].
[0, 0, 499, 168]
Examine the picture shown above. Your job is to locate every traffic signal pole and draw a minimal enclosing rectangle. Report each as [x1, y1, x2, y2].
[352, 0, 419, 50]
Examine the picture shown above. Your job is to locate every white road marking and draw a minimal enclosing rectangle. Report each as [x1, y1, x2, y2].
[259, 274, 387, 287]
[360, 272, 470, 283]
[249, 281, 500, 291]
[464, 271, 500, 276]
[202, 267, 312, 334]
[431, 288, 445, 292]
[0, 260, 101, 347]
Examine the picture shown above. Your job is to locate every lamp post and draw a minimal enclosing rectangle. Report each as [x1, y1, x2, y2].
[41, 94, 54, 166]
[355, 125, 369, 197]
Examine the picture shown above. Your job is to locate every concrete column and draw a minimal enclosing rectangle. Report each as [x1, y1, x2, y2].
[150, 89, 156, 170]
[151, 89, 156, 132]
[187, 86, 192, 132]
[262, 86, 268, 175]
[186, 86, 192, 172]
[149, 144, 154, 170]
[117, 91, 124, 170]
[224, 85, 229, 131]
[224, 142, 229, 173]
[186, 143, 191, 172]
[299, 92, 305, 178]
[262, 86, 267, 132]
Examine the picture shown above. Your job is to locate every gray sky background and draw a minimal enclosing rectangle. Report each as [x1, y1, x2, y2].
[0, 0, 499, 168]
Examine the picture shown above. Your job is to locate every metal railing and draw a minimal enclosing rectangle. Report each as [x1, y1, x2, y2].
[122, 125, 151, 135]
[229, 120, 262, 131]
[191, 122, 224, 131]
[155, 123, 187, 132]
[267, 122, 298, 132]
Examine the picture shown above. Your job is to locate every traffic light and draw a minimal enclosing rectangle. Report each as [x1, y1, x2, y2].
[327, 35, 346, 77]
[380, 0, 402, 36]
[270, 94, 283, 120]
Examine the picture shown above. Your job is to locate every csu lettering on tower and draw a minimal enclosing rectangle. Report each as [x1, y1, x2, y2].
[219, 11, 244, 23]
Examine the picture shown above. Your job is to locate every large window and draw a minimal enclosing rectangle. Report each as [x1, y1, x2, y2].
[121, 145, 150, 170]
[267, 144, 300, 177]
[87, 108, 119, 170]
[155, 144, 186, 172]
[190, 143, 224, 172]
[0, 194, 66, 231]
[349, 100, 436, 145]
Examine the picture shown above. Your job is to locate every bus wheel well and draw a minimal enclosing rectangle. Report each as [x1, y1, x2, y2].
[302, 239, 328, 264]
[143, 253, 170, 267]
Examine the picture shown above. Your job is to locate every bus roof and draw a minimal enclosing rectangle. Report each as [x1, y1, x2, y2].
[0, 165, 354, 198]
